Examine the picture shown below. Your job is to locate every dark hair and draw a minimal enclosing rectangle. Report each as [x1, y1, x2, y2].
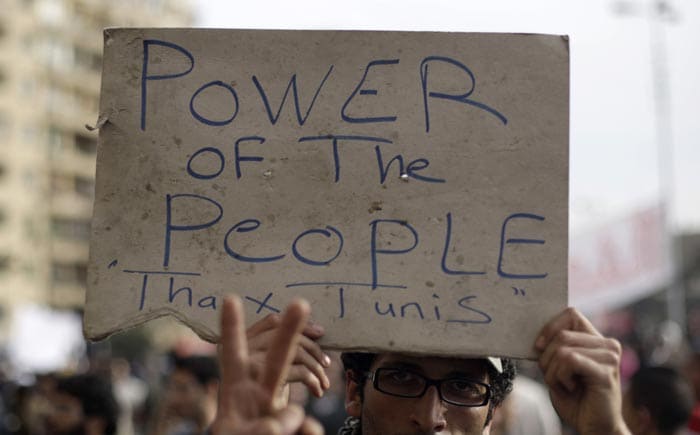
[55, 374, 119, 435]
[173, 355, 219, 386]
[628, 366, 694, 435]
[341, 352, 515, 425]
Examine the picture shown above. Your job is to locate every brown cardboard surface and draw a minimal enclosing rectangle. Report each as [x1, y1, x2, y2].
[85, 28, 569, 359]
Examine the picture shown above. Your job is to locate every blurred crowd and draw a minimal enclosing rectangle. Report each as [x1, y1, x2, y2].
[0, 345, 349, 435]
[3, 308, 700, 435]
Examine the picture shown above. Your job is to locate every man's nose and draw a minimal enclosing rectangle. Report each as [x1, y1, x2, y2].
[410, 385, 448, 433]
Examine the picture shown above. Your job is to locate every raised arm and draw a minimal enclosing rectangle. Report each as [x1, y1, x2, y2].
[535, 307, 631, 435]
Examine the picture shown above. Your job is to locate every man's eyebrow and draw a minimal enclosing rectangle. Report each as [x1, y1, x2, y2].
[377, 361, 423, 372]
[445, 370, 485, 380]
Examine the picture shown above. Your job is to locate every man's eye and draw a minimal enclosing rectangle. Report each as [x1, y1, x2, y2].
[387, 370, 418, 383]
[448, 380, 481, 394]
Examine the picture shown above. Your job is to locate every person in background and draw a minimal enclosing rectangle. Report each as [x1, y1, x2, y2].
[111, 358, 148, 435]
[45, 374, 118, 435]
[622, 366, 693, 435]
[685, 351, 700, 434]
[490, 374, 562, 435]
[150, 356, 220, 435]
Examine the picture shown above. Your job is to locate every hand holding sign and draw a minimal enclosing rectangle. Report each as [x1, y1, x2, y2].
[247, 313, 331, 399]
[212, 296, 323, 435]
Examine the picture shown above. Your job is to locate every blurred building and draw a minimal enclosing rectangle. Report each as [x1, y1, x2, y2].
[0, 0, 193, 344]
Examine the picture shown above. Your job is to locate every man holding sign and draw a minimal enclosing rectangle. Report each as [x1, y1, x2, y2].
[210, 300, 629, 435]
[86, 28, 627, 435]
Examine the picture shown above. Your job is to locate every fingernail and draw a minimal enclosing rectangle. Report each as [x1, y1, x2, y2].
[323, 354, 331, 367]
[534, 335, 545, 350]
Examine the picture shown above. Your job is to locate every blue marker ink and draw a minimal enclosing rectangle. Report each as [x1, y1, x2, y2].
[245, 292, 280, 314]
[299, 135, 391, 183]
[164, 194, 223, 267]
[253, 65, 333, 126]
[187, 147, 225, 180]
[400, 302, 424, 319]
[420, 56, 507, 133]
[168, 278, 193, 306]
[234, 136, 265, 179]
[370, 219, 419, 289]
[189, 80, 239, 126]
[446, 296, 492, 324]
[375, 301, 396, 317]
[432, 294, 441, 320]
[497, 213, 548, 279]
[138, 274, 149, 310]
[224, 219, 285, 263]
[198, 296, 217, 310]
[123, 270, 201, 276]
[342, 59, 399, 123]
[338, 287, 345, 318]
[141, 39, 194, 131]
[375, 146, 445, 184]
[292, 226, 344, 266]
[286, 281, 406, 289]
[441, 213, 485, 276]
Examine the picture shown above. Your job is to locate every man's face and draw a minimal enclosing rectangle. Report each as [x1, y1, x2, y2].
[45, 391, 84, 435]
[346, 353, 492, 435]
[166, 369, 207, 418]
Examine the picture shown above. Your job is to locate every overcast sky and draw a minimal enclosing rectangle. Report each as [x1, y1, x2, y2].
[192, 0, 700, 234]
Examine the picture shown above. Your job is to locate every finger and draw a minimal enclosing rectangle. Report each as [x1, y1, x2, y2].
[302, 320, 325, 340]
[249, 326, 327, 359]
[293, 339, 331, 387]
[287, 365, 323, 398]
[218, 296, 250, 414]
[538, 329, 620, 369]
[249, 338, 330, 393]
[272, 404, 306, 435]
[250, 330, 330, 370]
[535, 307, 601, 351]
[248, 328, 276, 353]
[261, 299, 310, 404]
[247, 313, 282, 339]
[540, 344, 621, 393]
[299, 416, 324, 435]
[298, 335, 331, 369]
[247, 315, 323, 342]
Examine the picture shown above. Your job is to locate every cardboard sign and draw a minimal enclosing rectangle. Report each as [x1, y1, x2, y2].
[85, 29, 569, 359]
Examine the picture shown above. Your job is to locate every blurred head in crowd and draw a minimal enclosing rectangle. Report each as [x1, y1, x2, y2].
[165, 355, 219, 422]
[622, 366, 694, 435]
[46, 374, 118, 435]
[685, 351, 700, 401]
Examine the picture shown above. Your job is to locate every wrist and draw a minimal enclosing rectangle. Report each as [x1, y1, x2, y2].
[578, 420, 632, 435]
[582, 422, 631, 435]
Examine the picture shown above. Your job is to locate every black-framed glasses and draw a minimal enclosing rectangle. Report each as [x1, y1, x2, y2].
[366, 368, 491, 407]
